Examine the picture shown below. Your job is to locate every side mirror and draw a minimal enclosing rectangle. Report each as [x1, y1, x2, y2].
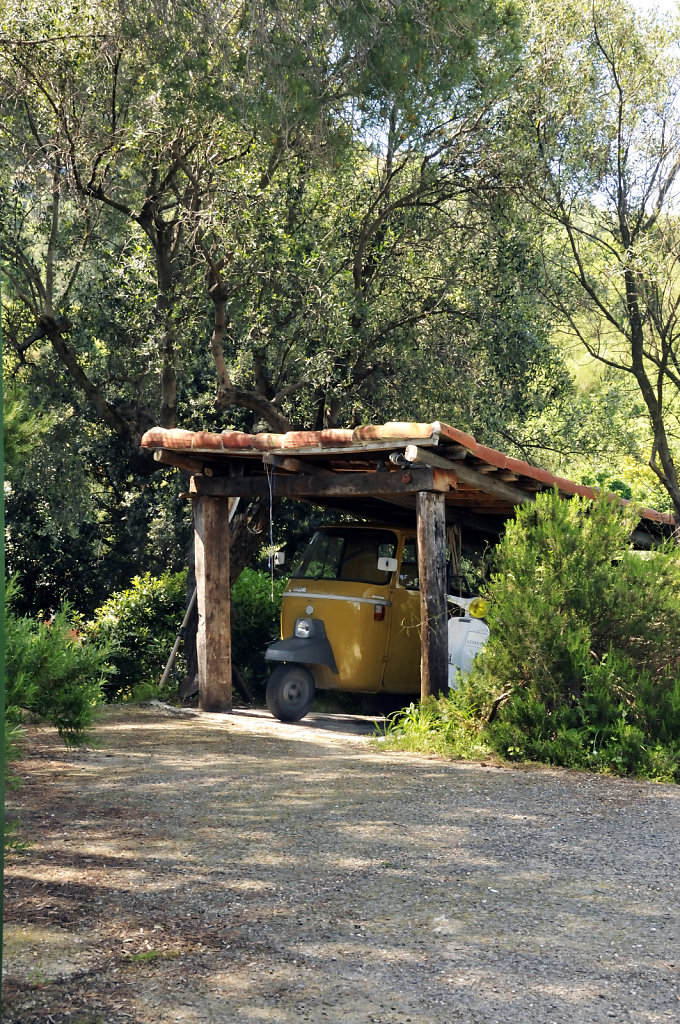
[273, 550, 286, 566]
[377, 556, 398, 573]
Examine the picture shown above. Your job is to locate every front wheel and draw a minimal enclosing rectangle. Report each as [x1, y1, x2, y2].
[266, 664, 316, 722]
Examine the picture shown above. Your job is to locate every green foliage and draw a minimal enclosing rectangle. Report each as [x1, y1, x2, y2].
[514, 0, 680, 519]
[84, 567, 284, 699]
[5, 596, 108, 745]
[231, 568, 286, 693]
[520, 371, 675, 511]
[385, 492, 680, 781]
[379, 696, 494, 762]
[85, 570, 188, 699]
[2, 384, 49, 473]
[0, 0, 564, 624]
[477, 492, 680, 779]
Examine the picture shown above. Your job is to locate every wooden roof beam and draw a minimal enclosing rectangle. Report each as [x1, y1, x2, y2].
[154, 449, 213, 475]
[263, 453, 338, 483]
[403, 444, 535, 506]
[190, 466, 440, 499]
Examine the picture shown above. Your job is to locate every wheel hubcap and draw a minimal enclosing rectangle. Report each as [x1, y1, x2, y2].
[283, 678, 305, 705]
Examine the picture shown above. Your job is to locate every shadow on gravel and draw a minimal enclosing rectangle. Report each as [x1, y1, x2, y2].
[3, 706, 679, 1024]
[230, 706, 385, 736]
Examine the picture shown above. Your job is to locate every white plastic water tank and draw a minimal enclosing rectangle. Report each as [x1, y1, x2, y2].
[447, 616, 490, 689]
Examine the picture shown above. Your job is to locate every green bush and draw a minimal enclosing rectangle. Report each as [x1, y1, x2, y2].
[5, 600, 108, 746]
[231, 568, 286, 693]
[386, 491, 680, 781]
[85, 570, 188, 699]
[481, 492, 680, 778]
[85, 567, 284, 700]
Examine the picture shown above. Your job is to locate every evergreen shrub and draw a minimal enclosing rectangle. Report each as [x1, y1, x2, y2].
[5, 597, 108, 745]
[386, 491, 680, 781]
[3, 586, 111, 851]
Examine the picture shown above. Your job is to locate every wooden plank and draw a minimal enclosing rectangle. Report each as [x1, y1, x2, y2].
[257, 437, 441, 457]
[194, 495, 232, 712]
[262, 453, 338, 482]
[404, 443, 456, 469]
[404, 444, 534, 506]
[190, 467, 436, 499]
[417, 491, 449, 701]
[154, 449, 212, 475]
[432, 468, 459, 491]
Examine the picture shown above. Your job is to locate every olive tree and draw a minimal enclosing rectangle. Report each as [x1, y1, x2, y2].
[0, 0, 569, 610]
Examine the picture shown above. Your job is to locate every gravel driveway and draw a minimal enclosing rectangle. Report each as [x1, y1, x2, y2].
[3, 704, 679, 1023]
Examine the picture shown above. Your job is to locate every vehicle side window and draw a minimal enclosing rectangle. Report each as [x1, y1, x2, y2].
[291, 530, 397, 583]
[399, 539, 419, 590]
[337, 534, 396, 583]
[293, 532, 345, 579]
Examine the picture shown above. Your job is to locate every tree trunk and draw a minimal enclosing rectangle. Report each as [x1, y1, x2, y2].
[155, 234, 178, 430]
[625, 267, 680, 522]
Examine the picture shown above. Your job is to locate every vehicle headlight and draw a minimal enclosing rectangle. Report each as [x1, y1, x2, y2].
[468, 597, 489, 619]
[295, 618, 312, 638]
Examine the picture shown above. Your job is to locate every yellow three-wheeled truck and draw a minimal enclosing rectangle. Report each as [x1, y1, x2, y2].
[264, 524, 488, 721]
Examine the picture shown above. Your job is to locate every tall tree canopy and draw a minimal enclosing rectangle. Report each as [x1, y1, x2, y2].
[516, 0, 680, 519]
[0, 0, 571, 611]
[0, 0, 533, 443]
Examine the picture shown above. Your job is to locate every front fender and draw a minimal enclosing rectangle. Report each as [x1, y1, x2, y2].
[265, 620, 338, 673]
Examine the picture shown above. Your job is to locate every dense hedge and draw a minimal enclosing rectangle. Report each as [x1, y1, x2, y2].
[387, 491, 680, 781]
[231, 569, 286, 692]
[84, 570, 188, 699]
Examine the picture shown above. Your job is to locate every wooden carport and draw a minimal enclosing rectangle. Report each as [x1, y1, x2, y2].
[141, 420, 676, 713]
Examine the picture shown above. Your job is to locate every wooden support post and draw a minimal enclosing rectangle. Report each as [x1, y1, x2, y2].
[417, 490, 448, 701]
[194, 494, 232, 712]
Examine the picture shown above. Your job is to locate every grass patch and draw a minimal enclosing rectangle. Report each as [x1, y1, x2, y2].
[377, 696, 495, 762]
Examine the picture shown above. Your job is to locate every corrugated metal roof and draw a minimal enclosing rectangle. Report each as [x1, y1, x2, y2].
[141, 420, 676, 534]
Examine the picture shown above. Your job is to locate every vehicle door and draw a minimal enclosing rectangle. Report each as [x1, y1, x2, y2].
[381, 535, 422, 693]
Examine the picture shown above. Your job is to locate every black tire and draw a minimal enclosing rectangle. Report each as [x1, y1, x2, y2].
[266, 664, 316, 722]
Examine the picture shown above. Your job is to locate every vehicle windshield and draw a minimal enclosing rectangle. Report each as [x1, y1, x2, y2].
[291, 529, 398, 584]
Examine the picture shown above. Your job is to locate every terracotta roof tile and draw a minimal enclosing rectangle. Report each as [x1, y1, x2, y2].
[191, 430, 229, 451]
[139, 421, 676, 531]
[251, 433, 286, 450]
[437, 423, 477, 449]
[145, 427, 196, 449]
[353, 421, 438, 442]
[469, 443, 508, 470]
[552, 477, 582, 496]
[218, 431, 255, 449]
[281, 430, 323, 448]
[319, 429, 355, 446]
[514, 463, 557, 486]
